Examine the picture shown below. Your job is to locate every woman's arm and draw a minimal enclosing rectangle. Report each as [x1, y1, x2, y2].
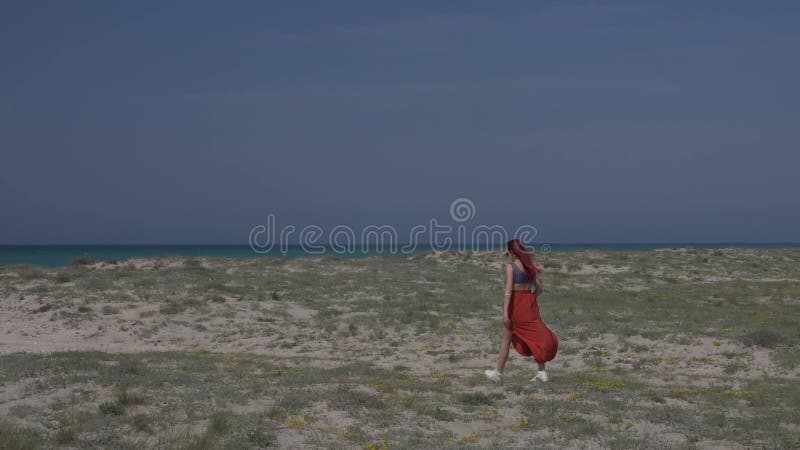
[533, 274, 543, 297]
[503, 264, 513, 327]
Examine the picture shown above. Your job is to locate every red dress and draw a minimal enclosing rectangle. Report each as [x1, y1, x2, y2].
[505, 290, 558, 363]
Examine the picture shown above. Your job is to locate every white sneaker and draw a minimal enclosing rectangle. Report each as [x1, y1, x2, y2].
[530, 370, 548, 382]
[484, 369, 503, 383]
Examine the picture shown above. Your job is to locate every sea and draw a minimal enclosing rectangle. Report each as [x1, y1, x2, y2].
[0, 243, 798, 267]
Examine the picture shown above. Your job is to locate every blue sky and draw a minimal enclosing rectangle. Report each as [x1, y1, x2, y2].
[1, 1, 799, 244]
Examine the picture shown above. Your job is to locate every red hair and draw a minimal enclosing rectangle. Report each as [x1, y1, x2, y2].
[507, 239, 539, 279]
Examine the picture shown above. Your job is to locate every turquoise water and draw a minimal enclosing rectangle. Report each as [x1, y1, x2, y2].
[1, 243, 799, 267]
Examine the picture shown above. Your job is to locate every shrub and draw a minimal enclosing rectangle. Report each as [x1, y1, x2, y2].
[247, 427, 277, 447]
[17, 266, 45, 280]
[208, 411, 229, 435]
[0, 421, 42, 449]
[458, 392, 503, 406]
[159, 301, 186, 315]
[740, 329, 783, 348]
[33, 304, 52, 314]
[99, 401, 124, 416]
[69, 256, 95, 266]
[55, 272, 71, 283]
[772, 346, 800, 369]
[101, 305, 119, 315]
[131, 414, 152, 432]
[54, 415, 79, 445]
[115, 386, 145, 406]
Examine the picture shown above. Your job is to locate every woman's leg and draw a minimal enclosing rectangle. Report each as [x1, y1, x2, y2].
[496, 327, 513, 373]
[531, 359, 548, 382]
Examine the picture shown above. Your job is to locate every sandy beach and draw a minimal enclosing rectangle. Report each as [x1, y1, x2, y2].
[1, 248, 799, 448]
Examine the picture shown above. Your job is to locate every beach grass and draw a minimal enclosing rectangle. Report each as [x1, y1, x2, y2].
[1, 248, 799, 448]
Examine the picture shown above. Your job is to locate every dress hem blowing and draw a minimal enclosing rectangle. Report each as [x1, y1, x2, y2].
[504, 291, 558, 364]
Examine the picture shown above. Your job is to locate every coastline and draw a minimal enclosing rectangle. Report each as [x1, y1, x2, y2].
[2, 242, 800, 267]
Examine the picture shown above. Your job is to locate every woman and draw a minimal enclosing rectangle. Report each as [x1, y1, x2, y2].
[485, 239, 558, 383]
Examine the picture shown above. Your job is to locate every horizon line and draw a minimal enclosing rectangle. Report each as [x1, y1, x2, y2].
[2, 242, 800, 247]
